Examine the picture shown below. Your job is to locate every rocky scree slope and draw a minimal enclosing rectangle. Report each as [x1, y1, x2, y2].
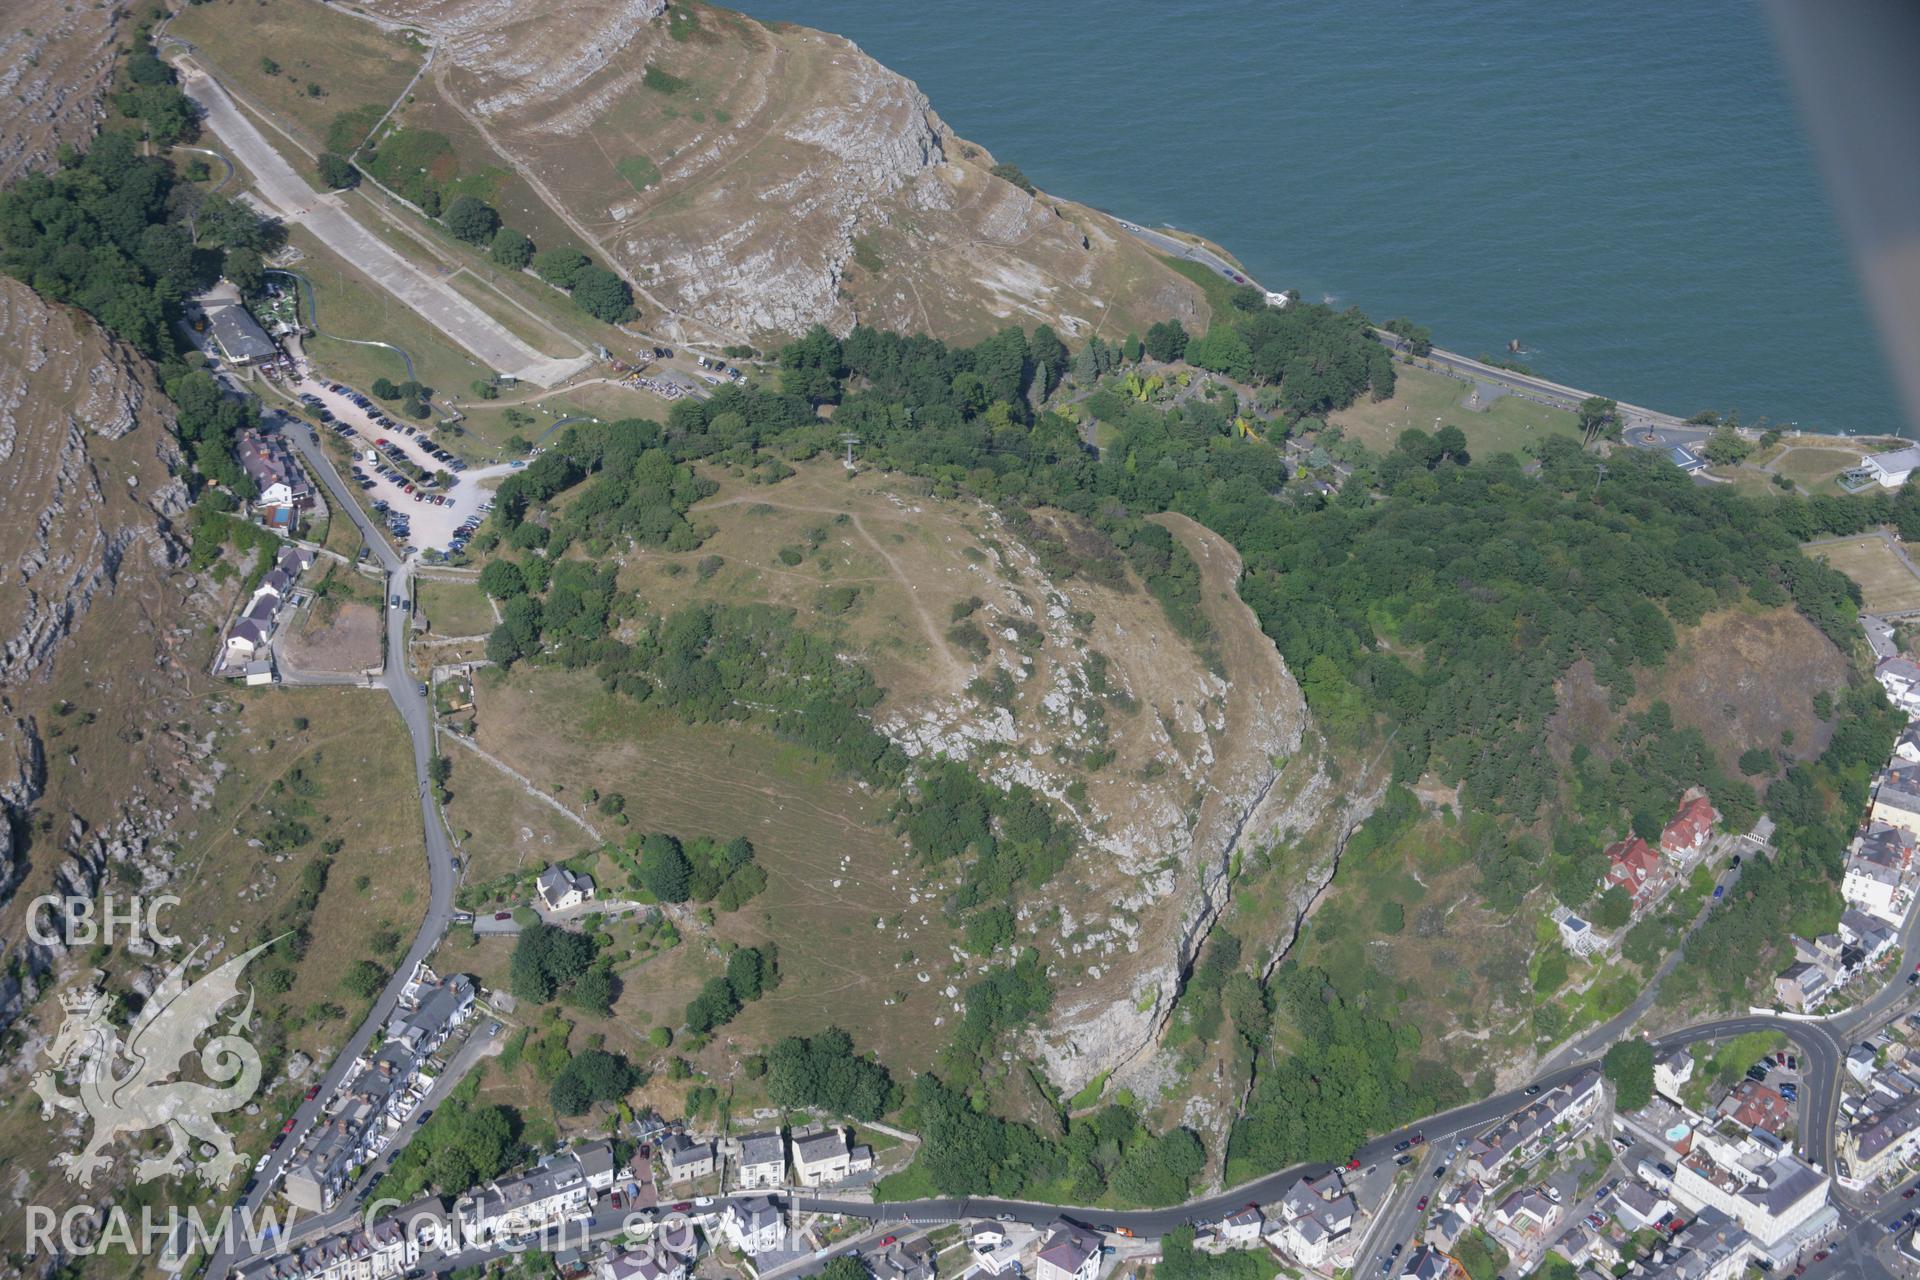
[357, 0, 1207, 343]
[0, 26, 225, 1069]
[668, 475, 1342, 1100]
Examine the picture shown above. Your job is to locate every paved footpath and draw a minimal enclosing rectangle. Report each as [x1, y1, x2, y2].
[176, 64, 591, 388]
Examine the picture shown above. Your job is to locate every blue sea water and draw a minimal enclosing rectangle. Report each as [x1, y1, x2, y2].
[735, 0, 1903, 436]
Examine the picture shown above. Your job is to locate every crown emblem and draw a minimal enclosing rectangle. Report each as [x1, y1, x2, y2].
[59, 985, 104, 1017]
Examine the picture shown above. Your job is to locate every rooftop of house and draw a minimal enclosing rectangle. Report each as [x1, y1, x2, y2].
[793, 1129, 849, 1162]
[724, 1195, 781, 1231]
[737, 1130, 785, 1166]
[236, 430, 296, 494]
[1869, 445, 1920, 474]
[1036, 1221, 1100, 1274]
[206, 301, 278, 362]
[1879, 656, 1920, 685]
[1724, 1081, 1791, 1135]
[663, 1134, 714, 1168]
[1849, 1092, 1920, 1161]
[1876, 766, 1920, 813]
[538, 864, 592, 899]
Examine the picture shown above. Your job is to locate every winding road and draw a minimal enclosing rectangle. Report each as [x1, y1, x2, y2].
[204, 425, 460, 1280]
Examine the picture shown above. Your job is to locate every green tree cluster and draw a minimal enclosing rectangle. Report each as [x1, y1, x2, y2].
[765, 1027, 898, 1120]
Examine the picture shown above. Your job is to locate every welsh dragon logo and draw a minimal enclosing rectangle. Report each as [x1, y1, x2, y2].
[33, 939, 273, 1187]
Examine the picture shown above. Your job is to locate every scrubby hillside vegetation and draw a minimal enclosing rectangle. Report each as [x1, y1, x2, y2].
[452, 296, 1901, 1194]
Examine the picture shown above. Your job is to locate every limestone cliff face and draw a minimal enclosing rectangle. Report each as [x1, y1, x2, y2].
[0, 278, 211, 1045]
[1013, 518, 1347, 1098]
[0, 0, 120, 183]
[858, 503, 1334, 1097]
[358, 0, 1207, 344]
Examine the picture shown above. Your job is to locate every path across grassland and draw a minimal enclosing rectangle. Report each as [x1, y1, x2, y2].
[176, 63, 592, 388]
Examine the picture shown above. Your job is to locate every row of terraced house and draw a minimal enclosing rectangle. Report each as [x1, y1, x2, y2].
[1773, 713, 1920, 1012]
[657, 1124, 873, 1189]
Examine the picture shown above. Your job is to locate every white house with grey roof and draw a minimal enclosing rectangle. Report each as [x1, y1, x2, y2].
[733, 1130, 786, 1189]
[661, 1133, 715, 1183]
[1033, 1221, 1101, 1280]
[205, 296, 279, 366]
[1268, 1171, 1358, 1273]
[717, 1196, 786, 1255]
[790, 1127, 872, 1186]
[537, 864, 595, 911]
[1864, 445, 1920, 489]
[1669, 1126, 1834, 1260]
[235, 1194, 455, 1280]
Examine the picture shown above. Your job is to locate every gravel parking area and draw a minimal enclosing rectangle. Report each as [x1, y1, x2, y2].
[293, 374, 514, 554]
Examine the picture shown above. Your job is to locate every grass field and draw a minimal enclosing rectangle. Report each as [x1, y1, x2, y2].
[441, 751, 594, 884]
[471, 668, 958, 1073]
[1330, 363, 1581, 457]
[168, 0, 424, 154]
[418, 579, 497, 636]
[1772, 445, 1867, 493]
[1806, 536, 1920, 614]
[1703, 466, 1781, 497]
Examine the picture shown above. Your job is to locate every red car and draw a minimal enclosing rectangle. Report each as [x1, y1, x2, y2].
[1410, 1133, 1425, 1145]
[671, 1203, 692, 1214]
[282, 1117, 297, 1134]
[1907, 1188, 1918, 1200]
[1416, 1196, 1428, 1211]
[880, 1236, 897, 1248]
[304, 1086, 320, 1101]
[1346, 1158, 1361, 1170]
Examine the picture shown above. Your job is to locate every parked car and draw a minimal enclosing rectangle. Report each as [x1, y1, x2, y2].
[1394, 1139, 1411, 1152]
[1415, 1196, 1428, 1211]
[1524, 1084, 1542, 1096]
[1395, 1154, 1413, 1167]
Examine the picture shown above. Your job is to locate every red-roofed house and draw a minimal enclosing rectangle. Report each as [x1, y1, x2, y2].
[1605, 837, 1662, 905]
[1725, 1080, 1791, 1136]
[1661, 792, 1719, 860]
